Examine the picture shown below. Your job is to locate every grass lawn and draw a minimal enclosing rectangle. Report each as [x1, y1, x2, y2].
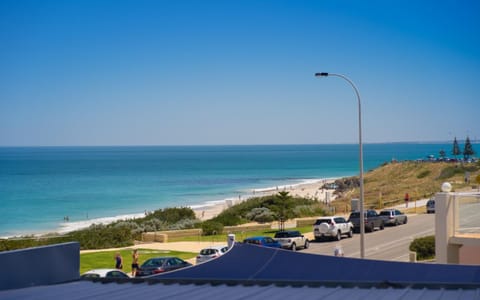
[80, 249, 196, 274]
[80, 226, 314, 274]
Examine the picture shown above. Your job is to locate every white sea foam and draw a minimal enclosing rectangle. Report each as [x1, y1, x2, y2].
[56, 212, 147, 234]
[252, 178, 336, 193]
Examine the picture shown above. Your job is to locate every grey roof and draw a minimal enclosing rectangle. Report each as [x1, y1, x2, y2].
[1, 280, 480, 300]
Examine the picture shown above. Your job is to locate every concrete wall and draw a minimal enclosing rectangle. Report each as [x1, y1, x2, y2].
[435, 190, 480, 265]
[435, 192, 460, 264]
[0, 242, 80, 291]
[459, 245, 480, 265]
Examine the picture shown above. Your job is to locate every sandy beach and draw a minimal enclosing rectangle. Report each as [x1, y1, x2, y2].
[46, 178, 338, 236]
[193, 178, 337, 221]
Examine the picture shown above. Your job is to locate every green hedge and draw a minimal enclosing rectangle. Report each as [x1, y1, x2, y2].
[409, 235, 435, 260]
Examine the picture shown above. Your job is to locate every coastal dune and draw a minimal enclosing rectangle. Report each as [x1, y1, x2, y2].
[194, 179, 337, 221]
[53, 179, 338, 235]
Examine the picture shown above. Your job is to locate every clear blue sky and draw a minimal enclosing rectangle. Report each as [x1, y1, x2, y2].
[1, 0, 479, 146]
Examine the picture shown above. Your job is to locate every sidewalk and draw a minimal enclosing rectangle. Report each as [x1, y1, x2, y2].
[392, 198, 430, 210]
[81, 241, 228, 254]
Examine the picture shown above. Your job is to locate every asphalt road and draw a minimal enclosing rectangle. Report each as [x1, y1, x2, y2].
[302, 213, 435, 261]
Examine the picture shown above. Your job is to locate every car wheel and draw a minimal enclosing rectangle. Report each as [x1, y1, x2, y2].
[336, 231, 341, 241]
[304, 240, 309, 249]
[380, 222, 385, 230]
[404, 217, 408, 224]
[291, 243, 297, 251]
[348, 228, 353, 238]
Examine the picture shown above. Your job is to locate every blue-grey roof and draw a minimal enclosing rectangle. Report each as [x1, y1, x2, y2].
[1, 242, 480, 299]
[156, 242, 480, 285]
[1, 280, 480, 300]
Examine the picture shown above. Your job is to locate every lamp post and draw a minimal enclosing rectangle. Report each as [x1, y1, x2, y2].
[314, 72, 365, 259]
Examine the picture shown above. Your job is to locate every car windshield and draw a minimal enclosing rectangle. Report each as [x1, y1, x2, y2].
[379, 211, 391, 216]
[349, 212, 360, 218]
[314, 219, 332, 225]
[142, 258, 165, 267]
[200, 249, 217, 255]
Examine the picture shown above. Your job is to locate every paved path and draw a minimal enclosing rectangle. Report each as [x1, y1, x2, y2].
[392, 198, 430, 210]
[81, 241, 227, 254]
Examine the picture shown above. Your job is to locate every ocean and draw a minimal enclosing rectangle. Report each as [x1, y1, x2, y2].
[0, 143, 453, 237]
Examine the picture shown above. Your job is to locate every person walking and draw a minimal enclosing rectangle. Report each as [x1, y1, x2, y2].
[404, 193, 410, 208]
[131, 249, 139, 277]
[114, 252, 123, 270]
[334, 244, 344, 257]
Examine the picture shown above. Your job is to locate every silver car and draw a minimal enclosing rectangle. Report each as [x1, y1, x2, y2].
[379, 209, 408, 226]
[313, 216, 354, 241]
[81, 269, 130, 279]
[196, 245, 229, 264]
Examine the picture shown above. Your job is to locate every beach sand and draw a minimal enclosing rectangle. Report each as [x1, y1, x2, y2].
[50, 178, 337, 236]
[193, 179, 337, 221]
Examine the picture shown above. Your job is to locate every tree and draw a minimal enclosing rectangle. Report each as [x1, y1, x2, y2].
[274, 191, 294, 231]
[463, 136, 475, 160]
[452, 137, 461, 160]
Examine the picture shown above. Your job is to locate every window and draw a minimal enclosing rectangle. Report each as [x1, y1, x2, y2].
[315, 219, 332, 225]
[265, 237, 274, 243]
[200, 249, 216, 255]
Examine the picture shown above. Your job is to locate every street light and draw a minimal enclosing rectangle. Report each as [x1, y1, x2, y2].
[314, 72, 366, 259]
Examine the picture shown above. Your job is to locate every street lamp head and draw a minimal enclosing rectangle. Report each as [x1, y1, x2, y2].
[315, 72, 329, 77]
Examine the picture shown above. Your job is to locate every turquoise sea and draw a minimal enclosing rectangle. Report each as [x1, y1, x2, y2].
[0, 143, 455, 237]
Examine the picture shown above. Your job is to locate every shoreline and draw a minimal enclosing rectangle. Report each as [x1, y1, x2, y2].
[2, 177, 339, 238]
[193, 178, 338, 221]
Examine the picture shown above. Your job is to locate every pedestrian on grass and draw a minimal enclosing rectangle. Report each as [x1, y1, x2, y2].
[115, 252, 123, 270]
[131, 249, 139, 277]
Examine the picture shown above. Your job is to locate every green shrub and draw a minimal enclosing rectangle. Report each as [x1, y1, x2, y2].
[210, 211, 245, 226]
[141, 207, 196, 224]
[409, 235, 435, 260]
[438, 166, 463, 179]
[417, 170, 431, 179]
[245, 207, 276, 223]
[69, 223, 134, 249]
[201, 220, 224, 236]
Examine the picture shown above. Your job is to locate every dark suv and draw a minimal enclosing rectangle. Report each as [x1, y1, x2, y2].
[348, 210, 385, 232]
[426, 198, 435, 214]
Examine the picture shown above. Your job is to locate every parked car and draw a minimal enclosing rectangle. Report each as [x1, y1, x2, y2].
[196, 245, 229, 264]
[426, 198, 435, 214]
[379, 209, 408, 226]
[313, 216, 354, 241]
[243, 236, 282, 248]
[136, 257, 192, 277]
[273, 230, 309, 251]
[348, 210, 385, 232]
[81, 269, 130, 279]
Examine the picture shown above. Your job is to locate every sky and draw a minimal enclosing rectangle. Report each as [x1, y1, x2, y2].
[1, 0, 479, 146]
